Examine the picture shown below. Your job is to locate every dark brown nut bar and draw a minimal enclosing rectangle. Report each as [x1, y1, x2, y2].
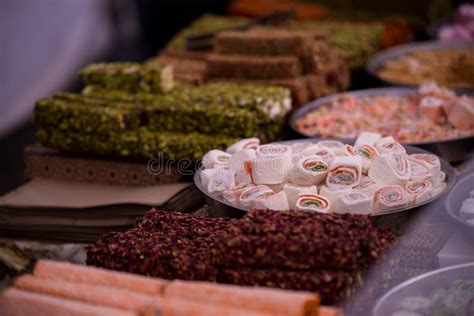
[207, 54, 302, 79]
[214, 28, 314, 58]
[213, 210, 391, 271]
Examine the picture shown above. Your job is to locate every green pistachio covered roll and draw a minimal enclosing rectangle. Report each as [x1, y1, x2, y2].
[80, 62, 174, 93]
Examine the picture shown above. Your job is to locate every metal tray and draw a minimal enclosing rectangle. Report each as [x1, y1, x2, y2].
[366, 40, 474, 89]
[289, 87, 474, 162]
[194, 143, 457, 228]
[373, 262, 474, 316]
[445, 173, 474, 241]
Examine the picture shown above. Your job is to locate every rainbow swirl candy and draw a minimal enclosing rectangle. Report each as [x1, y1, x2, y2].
[354, 144, 378, 161]
[327, 165, 359, 187]
[303, 159, 328, 173]
[296, 194, 330, 213]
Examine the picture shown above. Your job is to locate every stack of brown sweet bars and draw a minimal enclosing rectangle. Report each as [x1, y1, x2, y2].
[208, 27, 349, 106]
[150, 27, 350, 107]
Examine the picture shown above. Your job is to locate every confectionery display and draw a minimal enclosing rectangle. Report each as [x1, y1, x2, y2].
[199, 132, 448, 214]
[376, 47, 474, 88]
[87, 208, 392, 304]
[2, 4, 474, 316]
[295, 83, 474, 142]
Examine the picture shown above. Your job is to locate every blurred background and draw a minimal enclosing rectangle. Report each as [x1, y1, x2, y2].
[0, 0, 468, 194]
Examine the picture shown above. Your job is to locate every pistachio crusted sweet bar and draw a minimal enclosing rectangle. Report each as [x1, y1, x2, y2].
[36, 128, 239, 160]
[80, 62, 174, 93]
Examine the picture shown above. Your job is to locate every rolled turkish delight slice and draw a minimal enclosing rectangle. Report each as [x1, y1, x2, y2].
[326, 156, 362, 188]
[229, 149, 256, 172]
[410, 153, 441, 179]
[368, 153, 410, 185]
[373, 185, 409, 213]
[419, 96, 445, 122]
[253, 191, 289, 211]
[354, 176, 381, 197]
[239, 185, 274, 210]
[223, 183, 255, 207]
[352, 144, 379, 174]
[354, 132, 382, 147]
[336, 192, 373, 215]
[201, 169, 235, 193]
[313, 147, 336, 165]
[226, 138, 260, 154]
[375, 142, 406, 155]
[299, 145, 321, 157]
[404, 180, 433, 205]
[295, 194, 331, 213]
[289, 156, 328, 186]
[317, 140, 345, 156]
[408, 157, 434, 183]
[375, 136, 395, 147]
[252, 144, 292, 184]
[80, 62, 174, 93]
[319, 185, 353, 213]
[202, 150, 231, 169]
[447, 96, 474, 129]
[283, 183, 318, 210]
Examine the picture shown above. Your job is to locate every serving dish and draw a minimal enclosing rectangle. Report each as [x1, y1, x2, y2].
[290, 87, 474, 162]
[194, 141, 457, 229]
[366, 40, 474, 89]
[445, 172, 474, 241]
[373, 262, 474, 316]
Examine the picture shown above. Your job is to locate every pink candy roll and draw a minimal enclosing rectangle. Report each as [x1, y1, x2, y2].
[202, 149, 231, 169]
[335, 192, 373, 215]
[354, 176, 381, 197]
[409, 153, 441, 179]
[368, 153, 411, 185]
[352, 144, 379, 174]
[407, 157, 434, 183]
[283, 183, 318, 210]
[419, 96, 445, 123]
[317, 140, 345, 156]
[226, 138, 260, 154]
[252, 191, 289, 211]
[313, 147, 336, 165]
[223, 183, 255, 206]
[289, 155, 329, 186]
[404, 180, 433, 205]
[326, 156, 362, 188]
[295, 194, 331, 213]
[375, 142, 407, 155]
[238, 185, 274, 210]
[373, 185, 409, 213]
[447, 96, 474, 130]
